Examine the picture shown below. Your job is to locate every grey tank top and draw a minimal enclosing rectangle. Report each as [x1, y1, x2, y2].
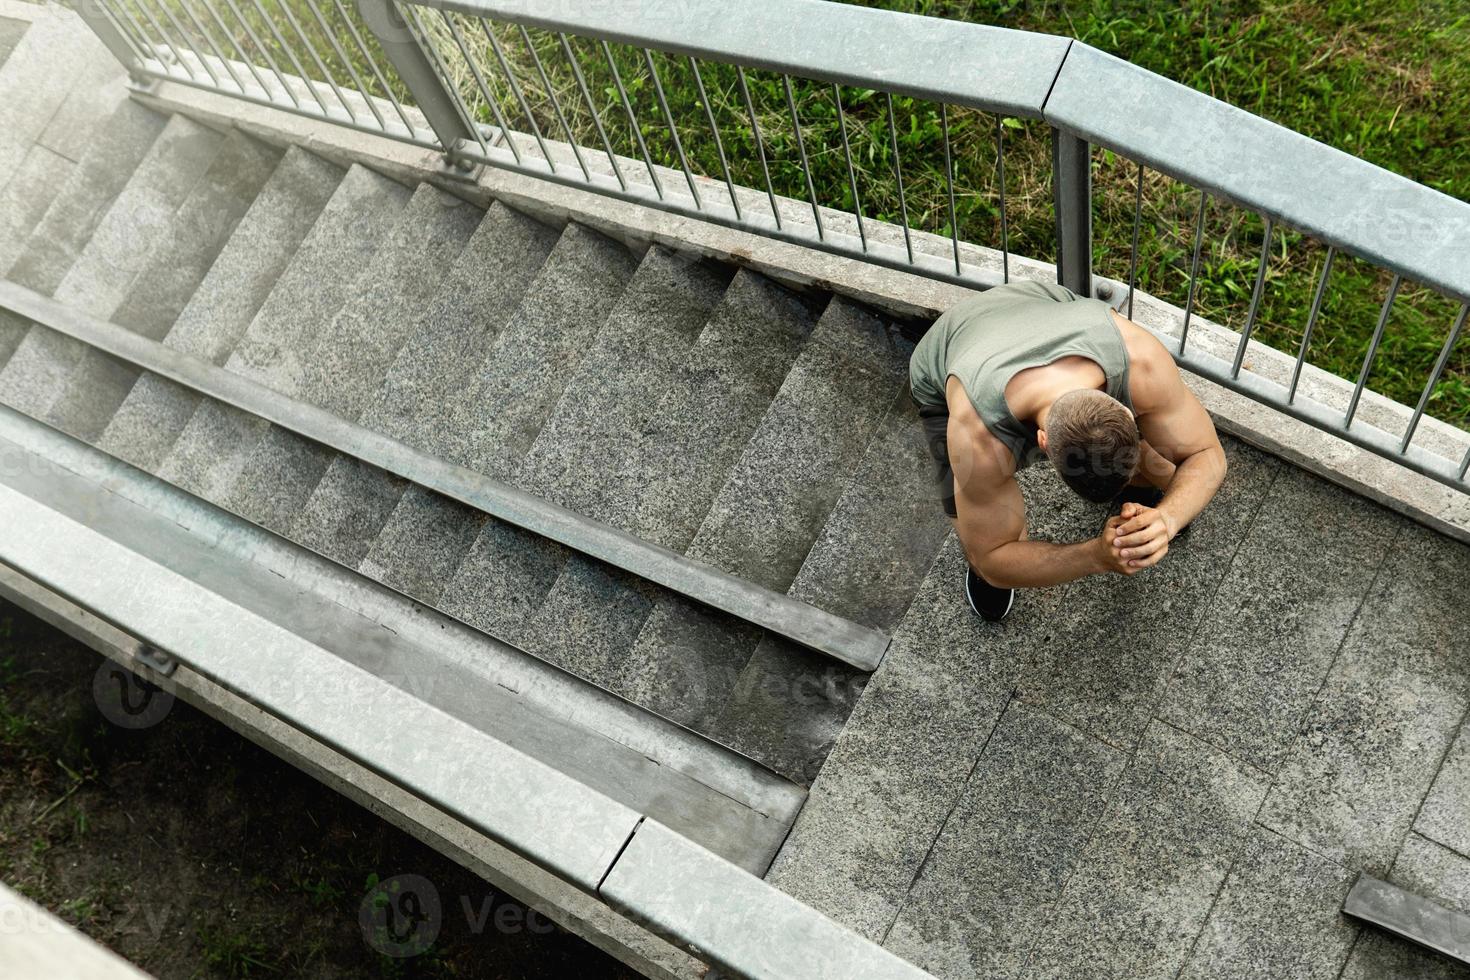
[909, 280, 1132, 469]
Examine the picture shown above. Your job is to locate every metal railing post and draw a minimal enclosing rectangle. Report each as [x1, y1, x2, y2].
[355, 0, 476, 162]
[1051, 127, 1093, 298]
[74, 0, 150, 87]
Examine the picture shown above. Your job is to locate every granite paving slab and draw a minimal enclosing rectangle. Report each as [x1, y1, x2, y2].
[0, 11, 114, 182]
[1159, 464, 1403, 772]
[1177, 826, 1359, 980]
[1258, 519, 1470, 873]
[1025, 721, 1270, 980]
[1417, 722, 1470, 858]
[0, 16, 27, 66]
[0, 144, 75, 274]
[290, 456, 408, 567]
[882, 702, 1124, 980]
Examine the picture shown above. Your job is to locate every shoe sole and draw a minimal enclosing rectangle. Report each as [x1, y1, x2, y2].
[965, 572, 1015, 622]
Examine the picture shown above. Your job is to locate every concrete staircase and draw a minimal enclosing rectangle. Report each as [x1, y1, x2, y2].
[0, 35, 950, 788]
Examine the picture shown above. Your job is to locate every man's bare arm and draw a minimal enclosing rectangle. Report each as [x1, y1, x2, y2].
[1113, 325, 1227, 567]
[950, 419, 1131, 588]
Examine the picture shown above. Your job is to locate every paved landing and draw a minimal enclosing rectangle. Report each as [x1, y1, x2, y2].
[771, 435, 1470, 979]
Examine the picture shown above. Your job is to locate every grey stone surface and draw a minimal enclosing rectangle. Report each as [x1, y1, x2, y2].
[1160, 465, 1402, 772]
[352, 203, 558, 602]
[0, 144, 74, 274]
[1178, 827, 1359, 980]
[883, 703, 1124, 980]
[615, 269, 822, 552]
[515, 558, 662, 684]
[437, 521, 569, 646]
[614, 597, 762, 731]
[0, 16, 26, 66]
[210, 163, 410, 525]
[225, 426, 336, 535]
[0, 324, 82, 418]
[5, 100, 166, 295]
[1343, 834, 1470, 980]
[297, 183, 481, 421]
[1026, 721, 1270, 980]
[515, 245, 731, 519]
[786, 382, 951, 632]
[290, 456, 408, 567]
[0, 309, 28, 369]
[358, 486, 488, 606]
[100, 145, 342, 471]
[157, 400, 268, 502]
[0, 12, 114, 182]
[44, 350, 138, 443]
[1018, 438, 1282, 749]
[685, 297, 908, 590]
[224, 162, 411, 396]
[1258, 520, 1470, 874]
[32, 35, 127, 165]
[1418, 723, 1470, 858]
[444, 222, 639, 479]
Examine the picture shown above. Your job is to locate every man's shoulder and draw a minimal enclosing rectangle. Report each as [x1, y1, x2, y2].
[1113, 312, 1181, 410]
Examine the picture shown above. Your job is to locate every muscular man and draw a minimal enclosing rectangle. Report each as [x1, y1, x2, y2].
[910, 279, 1227, 621]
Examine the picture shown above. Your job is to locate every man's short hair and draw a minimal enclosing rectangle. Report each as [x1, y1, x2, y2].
[1044, 389, 1140, 503]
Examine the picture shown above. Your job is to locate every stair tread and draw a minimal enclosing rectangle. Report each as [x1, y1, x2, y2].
[0, 17, 28, 66]
[4, 100, 167, 295]
[0, 144, 75, 275]
[99, 145, 342, 473]
[351, 202, 558, 604]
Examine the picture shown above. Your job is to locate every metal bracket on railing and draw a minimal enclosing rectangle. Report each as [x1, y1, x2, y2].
[436, 138, 484, 182]
[355, 0, 478, 156]
[133, 643, 178, 678]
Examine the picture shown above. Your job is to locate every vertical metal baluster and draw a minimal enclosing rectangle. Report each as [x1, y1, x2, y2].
[245, 0, 329, 114]
[197, 0, 272, 98]
[95, 0, 151, 63]
[644, 49, 701, 208]
[1401, 303, 1468, 454]
[403, 4, 487, 153]
[1345, 273, 1402, 427]
[1127, 162, 1144, 319]
[1288, 246, 1335, 404]
[219, 0, 301, 108]
[1231, 216, 1274, 378]
[302, 0, 384, 130]
[833, 84, 865, 252]
[442, 13, 520, 163]
[110, 0, 163, 63]
[176, 0, 247, 93]
[1459, 443, 1470, 481]
[481, 22, 556, 173]
[330, 0, 416, 138]
[995, 116, 1009, 283]
[518, 25, 589, 181]
[782, 75, 823, 240]
[274, 0, 358, 121]
[152, 0, 223, 86]
[690, 58, 739, 219]
[942, 104, 960, 275]
[561, 34, 626, 191]
[130, 0, 199, 81]
[601, 41, 660, 199]
[737, 66, 779, 229]
[886, 92, 914, 265]
[1179, 190, 1208, 356]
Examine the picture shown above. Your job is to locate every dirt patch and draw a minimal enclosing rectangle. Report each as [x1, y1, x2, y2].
[0, 599, 641, 979]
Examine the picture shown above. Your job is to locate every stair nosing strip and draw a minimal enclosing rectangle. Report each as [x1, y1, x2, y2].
[0, 277, 892, 671]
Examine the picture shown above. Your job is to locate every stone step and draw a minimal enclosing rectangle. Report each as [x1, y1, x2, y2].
[43, 115, 229, 441]
[430, 223, 642, 644]
[0, 145, 76, 275]
[0, 101, 169, 419]
[179, 163, 413, 533]
[156, 160, 394, 504]
[4, 100, 166, 295]
[488, 246, 734, 683]
[0, 16, 27, 66]
[0, 11, 118, 183]
[514, 269, 821, 707]
[283, 185, 484, 566]
[352, 202, 560, 605]
[598, 297, 909, 734]
[98, 145, 343, 473]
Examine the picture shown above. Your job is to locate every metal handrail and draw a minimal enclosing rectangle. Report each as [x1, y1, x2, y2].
[71, 0, 1470, 494]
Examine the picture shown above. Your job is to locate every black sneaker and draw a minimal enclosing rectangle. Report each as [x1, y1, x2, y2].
[965, 566, 1014, 622]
